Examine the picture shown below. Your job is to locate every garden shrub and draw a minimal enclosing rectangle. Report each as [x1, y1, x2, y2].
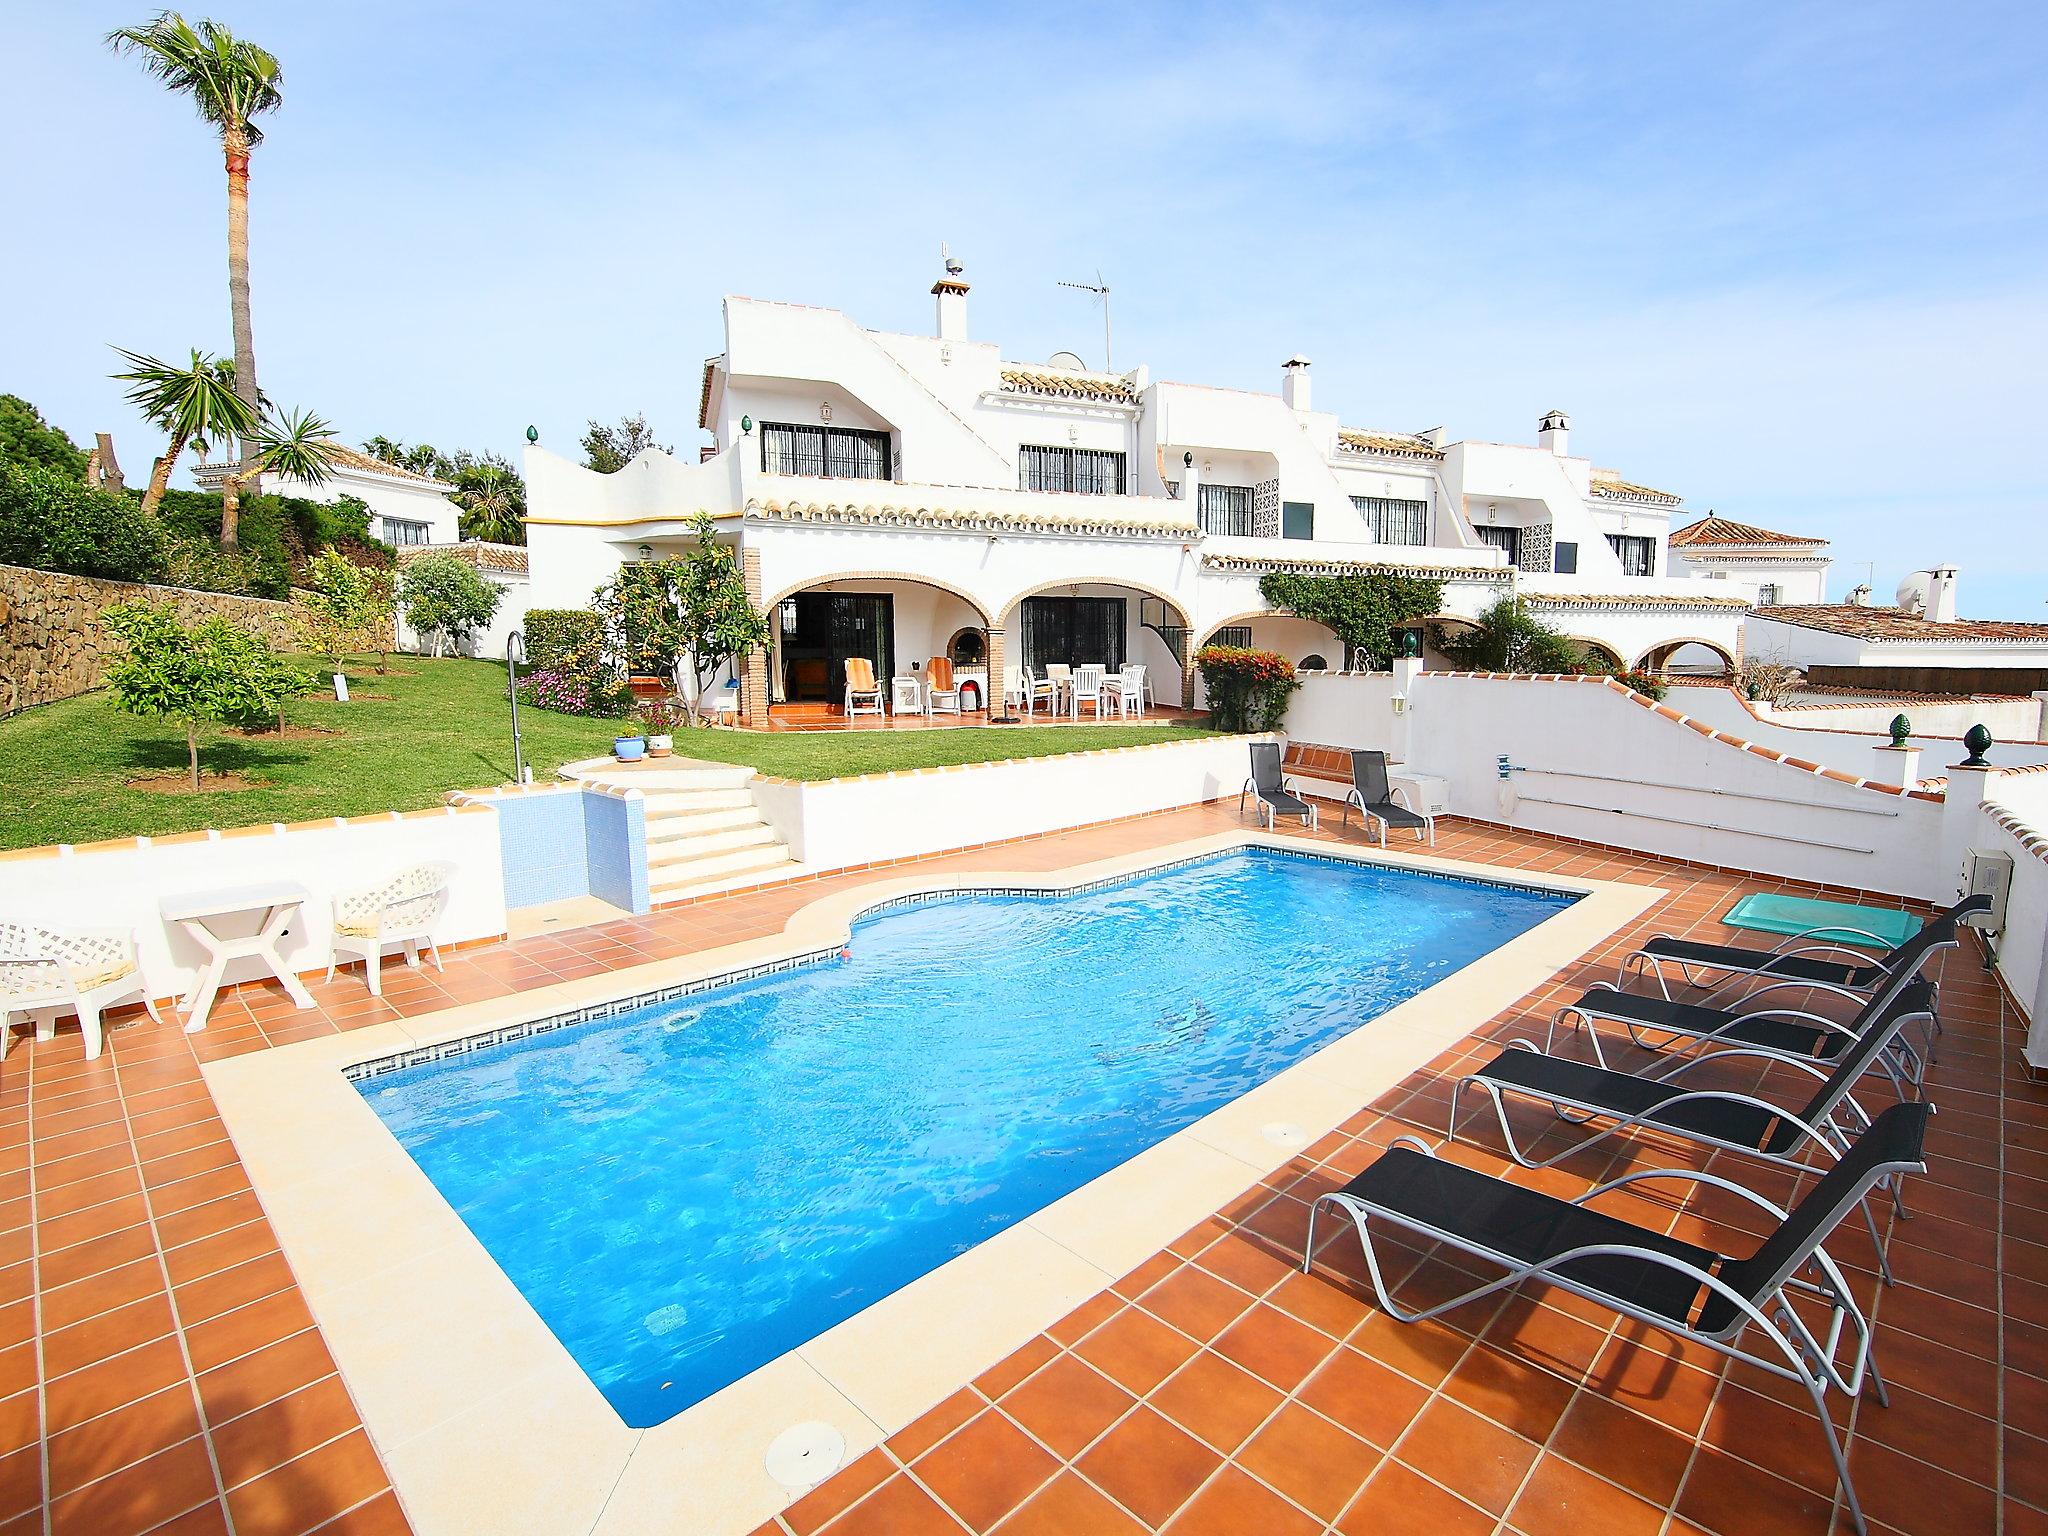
[517, 666, 629, 718]
[524, 609, 605, 671]
[396, 551, 502, 655]
[0, 458, 170, 582]
[1257, 569, 1444, 669]
[1195, 645, 1299, 733]
[1616, 668, 1669, 700]
[154, 486, 390, 598]
[0, 395, 88, 480]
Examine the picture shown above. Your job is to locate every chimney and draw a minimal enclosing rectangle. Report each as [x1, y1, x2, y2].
[932, 255, 969, 341]
[1538, 408, 1571, 456]
[1926, 565, 1958, 624]
[1281, 355, 1312, 413]
[1847, 582, 1873, 607]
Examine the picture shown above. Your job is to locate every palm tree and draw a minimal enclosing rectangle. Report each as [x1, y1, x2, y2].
[221, 406, 341, 548]
[109, 346, 255, 518]
[107, 13, 283, 456]
[453, 458, 527, 544]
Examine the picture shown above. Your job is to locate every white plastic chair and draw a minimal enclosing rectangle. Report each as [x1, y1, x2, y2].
[1, 922, 156, 1061]
[1108, 665, 1146, 718]
[327, 862, 457, 997]
[925, 657, 963, 716]
[843, 657, 885, 717]
[1045, 663, 1073, 715]
[1020, 667, 1056, 718]
[1072, 665, 1107, 718]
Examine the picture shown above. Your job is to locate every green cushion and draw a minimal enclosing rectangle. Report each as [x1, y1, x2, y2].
[1721, 893, 1921, 950]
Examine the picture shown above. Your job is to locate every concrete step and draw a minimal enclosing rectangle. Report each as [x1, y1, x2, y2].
[648, 842, 794, 890]
[648, 824, 782, 867]
[563, 756, 758, 794]
[650, 860, 812, 906]
[641, 787, 759, 815]
[645, 806, 764, 841]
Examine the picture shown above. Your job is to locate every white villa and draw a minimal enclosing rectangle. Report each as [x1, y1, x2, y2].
[198, 440, 463, 547]
[522, 268, 1756, 717]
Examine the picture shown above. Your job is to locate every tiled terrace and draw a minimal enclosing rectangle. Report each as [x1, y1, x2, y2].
[757, 703, 1208, 731]
[4, 805, 2040, 1535]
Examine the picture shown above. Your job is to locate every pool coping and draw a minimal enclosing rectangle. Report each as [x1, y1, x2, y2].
[200, 830, 1665, 1536]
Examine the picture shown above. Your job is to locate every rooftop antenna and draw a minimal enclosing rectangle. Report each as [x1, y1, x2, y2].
[1057, 271, 1111, 373]
[940, 240, 963, 278]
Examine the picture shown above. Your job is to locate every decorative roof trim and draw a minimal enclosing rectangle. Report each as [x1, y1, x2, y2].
[1335, 428, 1445, 462]
[1589, 473, 1682, 508]
[746, 496, 1194, 540]
[697, 357, 720, 432]
[997, 367, 1138, 404]
[1201, 553, 1508, 583]
[1669, 514, 1824, 549]
[1525, 591, 1752, 611]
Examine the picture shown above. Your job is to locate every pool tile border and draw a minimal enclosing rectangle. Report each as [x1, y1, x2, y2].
[201, 831, 1665, 1536]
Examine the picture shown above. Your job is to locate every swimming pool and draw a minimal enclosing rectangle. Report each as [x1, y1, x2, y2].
[357, 847, 1572, 1426]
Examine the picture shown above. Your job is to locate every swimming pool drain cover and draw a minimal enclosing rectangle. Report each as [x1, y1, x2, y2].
[765, 1422, 845, 1489]
[1261, 1121, 1310, 1149]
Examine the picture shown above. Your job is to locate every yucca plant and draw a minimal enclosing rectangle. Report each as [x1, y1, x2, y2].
[109, 346, 255, 518]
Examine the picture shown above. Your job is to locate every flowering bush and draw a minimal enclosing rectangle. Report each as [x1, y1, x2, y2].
[1194, 645, 1300, 733]
[517, 666, 630, 718]
[1616, 668, 1669, 700]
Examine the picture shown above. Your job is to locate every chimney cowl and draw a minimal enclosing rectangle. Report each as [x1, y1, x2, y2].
[1537, 408, 1571, 456]
[1281, 356, 1312, 413]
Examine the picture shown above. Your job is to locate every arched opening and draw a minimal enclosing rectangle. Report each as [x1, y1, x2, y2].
[764, 574, 994, 718]
[1634, 637, 1736, 680]
[1419, 614, 1483, 671]
[1565, 637, 1628, 675]
[998, 579, 1194, 711]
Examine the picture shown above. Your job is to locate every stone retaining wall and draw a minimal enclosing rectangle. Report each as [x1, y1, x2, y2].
[0, 562, 298, 714]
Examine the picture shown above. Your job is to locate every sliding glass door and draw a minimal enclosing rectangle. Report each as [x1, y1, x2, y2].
[780, 593, 894, 703]
[1020, 596, 1126, 672]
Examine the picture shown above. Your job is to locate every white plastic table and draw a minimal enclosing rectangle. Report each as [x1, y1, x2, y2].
[889, 676, 923, 715]
[160, 880, 314, 1033]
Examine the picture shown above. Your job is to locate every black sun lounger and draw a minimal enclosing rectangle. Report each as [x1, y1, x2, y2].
[1239, 741, 1318, 831]
[1303, 1101, 1931, 1536]
[1547, 912, 1960, 1086]
[1340, 750, 1433, 847]
[1453, 978, 1934, 1282]
[1619, 894, 1988, 1006]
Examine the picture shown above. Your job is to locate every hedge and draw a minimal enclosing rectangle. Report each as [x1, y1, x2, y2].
[523, 609, 604, 671]
[0, 459, 170, 583]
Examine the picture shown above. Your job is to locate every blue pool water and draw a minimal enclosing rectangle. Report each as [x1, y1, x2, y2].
[358, 849, 1571, 1426]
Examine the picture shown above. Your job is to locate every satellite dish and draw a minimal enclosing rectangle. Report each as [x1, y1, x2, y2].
[1895, 571, 1933, 614]
[1046, 350, 1088, 371]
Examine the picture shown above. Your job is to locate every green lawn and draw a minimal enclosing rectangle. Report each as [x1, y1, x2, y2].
[0, 657, 1218, 850]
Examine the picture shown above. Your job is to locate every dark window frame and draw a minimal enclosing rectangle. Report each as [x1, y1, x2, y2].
[1017, 444, 1127, 495]
[1197, 483, 1254, 537]
[1606, 532, 1656, 577]
[1350, 495, 1429, 545]
[760, 421, 893, 481]
[1281, 500, 1315, 540]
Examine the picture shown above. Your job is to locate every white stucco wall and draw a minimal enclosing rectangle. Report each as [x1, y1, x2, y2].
[0, 807, 507, 1002]
[1676, 688, 2048, 772]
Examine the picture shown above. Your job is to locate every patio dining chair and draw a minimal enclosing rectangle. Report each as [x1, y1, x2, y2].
[925, 657, 963, 716]
[1071, 664, 1107, 718]
[843, 657, 885, 718]
[1107, 664, 1146, 718]
[1302, 1101, 1932, 1536]
[1, 921, 157, 1061]
[328, 861, 457, 997]
[1045, 663, 1072, 714]
[1019, 667, 1056, 718]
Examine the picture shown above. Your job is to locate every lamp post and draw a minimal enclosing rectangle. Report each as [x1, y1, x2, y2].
[506, 630, 529, 784]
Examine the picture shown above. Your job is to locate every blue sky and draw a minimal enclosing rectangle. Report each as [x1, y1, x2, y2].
[4, 2, 2043, 615]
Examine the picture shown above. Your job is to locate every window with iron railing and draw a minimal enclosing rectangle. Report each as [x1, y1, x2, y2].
[1757, 582, 1782, 606]
[1606, 533, 1656, 577]
[1350, 495, 1429, 545]
[1476, 525, 1521, 565]
[1210, 625, 1253, 649]
[1018, 445, 1126, 495]
[1197, 483, 1254, 537]
[760, 422, 891, 480]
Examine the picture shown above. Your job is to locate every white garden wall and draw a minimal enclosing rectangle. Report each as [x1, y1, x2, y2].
[1762, 695, 2044, 743]
[0, 807, 507, 1004]
[1975, 797, 2048, 1066]
[1664, 688, 2048, 775]
[750, 734, 1262, 873]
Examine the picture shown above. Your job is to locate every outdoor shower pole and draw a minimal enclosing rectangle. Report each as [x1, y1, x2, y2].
[506, 631, 528, 784]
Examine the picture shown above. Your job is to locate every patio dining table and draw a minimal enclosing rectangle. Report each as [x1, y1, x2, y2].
[160, 879, 316, 1033]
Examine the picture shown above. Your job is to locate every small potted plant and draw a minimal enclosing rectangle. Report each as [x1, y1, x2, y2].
[638, 701, 680, 757]
[613, 720, 647, 762]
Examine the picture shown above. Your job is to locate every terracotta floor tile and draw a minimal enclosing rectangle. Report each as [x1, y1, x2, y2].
[1139, 1264, 1256, 1342]
[997, 1354, 1136, 1461]
[173, 1251, 297, 1326]
[1393, 1396, 1540, 1517]
[820, 1473, 964, 1536]
[1547, 1391, 1697, 1507]
[196, 1330, 336, 1426]
[42, 1290, 176, 1379]
[989, 1471, 1145, 1536]
[45, 1382, 203, 1497]
[1076, 1407, 1223, 1529]
[1161, 1464, 1319, 1535]
[1674, 1444, 1836, 1536]
[913, 1410, 1059, 1531]
[223, 1428, 389, 1536]
[46, 1434, 218, 1536]
[1074, 1307, 1201, 1397]
[1846, 1436, 1999, 1536]
[1236, 1401, 1383, 1522]
[884, 1388, 980, 1464]
[183, 1288, 315, 1375]
[1509, 1454, 1665, 1536]
[45, 1335, 190, 1434]
[1335, 1459, 1495, 1536]
[1148, 1349, 1285, 1455]
[972, 1335, 1057, 1401]
[0, 1446, 38, 1525]
[1210, 1299, 1339, 1394]
[211, 1375, 363, 1491]
[784, 1447, 892, 1536]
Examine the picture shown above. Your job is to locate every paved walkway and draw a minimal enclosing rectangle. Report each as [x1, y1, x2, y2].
[3, 806, 2037, 1535]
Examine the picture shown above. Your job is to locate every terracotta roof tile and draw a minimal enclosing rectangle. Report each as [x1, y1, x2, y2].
[1524, 591, 1752, 610]
[998, 367, 1137, 403]
[1335, 429, 1446, 461]
[1755, 605, 2048, 644]
[322, 442, 451, 487]
[1588, 472, 1682, 507]
[1669, 516, 1826, 549]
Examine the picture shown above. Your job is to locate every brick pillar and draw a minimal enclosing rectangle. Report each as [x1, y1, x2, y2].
[1177, 627, 1197, 712]
[985, 626, 1006, 716]
[741, 548, 769, 724]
